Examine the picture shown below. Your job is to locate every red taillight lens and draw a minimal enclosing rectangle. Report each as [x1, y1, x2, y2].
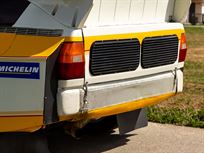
[58, 42, 85, 80]
[179, 33, 187, 62]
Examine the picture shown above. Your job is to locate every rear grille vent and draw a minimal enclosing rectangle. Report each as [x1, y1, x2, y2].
[141, 35, 179, 68]
[0, 27, 63, 37]
[90, 39, 140, 75]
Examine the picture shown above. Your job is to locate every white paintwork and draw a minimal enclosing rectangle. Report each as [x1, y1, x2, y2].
[85, 0, 169, 26]
[83, 23, 184, 85]
[177, 69, 184, 92]
[84, 0, 191, 27]
[83, 22, 183, 36]
[0, 58, 46, 116]
[57, 89, 81, 115]
[58, 78, 84, 89]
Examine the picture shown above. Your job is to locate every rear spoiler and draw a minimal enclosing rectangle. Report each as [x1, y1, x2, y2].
[28, 0, 93, 28]
[27, 0, 191, 28]
[28, 0, 71, 5]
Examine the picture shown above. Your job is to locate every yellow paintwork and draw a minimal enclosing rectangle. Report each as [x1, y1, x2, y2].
[0, 33, 16, 55]
[84, 29, 184, 51]
[1, 35, 64, 57]
[64, 36, 83, 42]
[59, 93, 175, 121]
[0, 116, 43, 132]
[0, 33, 85, 57]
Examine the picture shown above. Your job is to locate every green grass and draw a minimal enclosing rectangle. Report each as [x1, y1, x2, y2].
[147, 26, 204, 128]
[185, 26, 204, 35]
[147, 107, 204, 128]
[185, 61, 204, 84]
[185, 27, 204, 48]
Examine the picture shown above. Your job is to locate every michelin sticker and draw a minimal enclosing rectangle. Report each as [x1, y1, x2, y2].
[0, 62, 40, 79]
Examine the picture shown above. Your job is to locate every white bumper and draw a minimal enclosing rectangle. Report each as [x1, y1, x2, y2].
[57, 70, 183, 116]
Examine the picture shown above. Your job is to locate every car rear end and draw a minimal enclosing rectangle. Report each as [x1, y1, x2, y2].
[58, 23, 187, 119]
[0, 0, 189, 133]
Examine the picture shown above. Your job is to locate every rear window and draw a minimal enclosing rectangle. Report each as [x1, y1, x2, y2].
[0, 0, 30, 26]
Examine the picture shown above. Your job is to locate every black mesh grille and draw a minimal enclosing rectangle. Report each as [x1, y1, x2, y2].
[0, 27, 63, 37]
[141, 35, 179, 68]
[90, 39, 140, 75]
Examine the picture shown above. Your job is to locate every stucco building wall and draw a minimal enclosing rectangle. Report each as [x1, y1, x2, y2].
[192, 0, 204, 23]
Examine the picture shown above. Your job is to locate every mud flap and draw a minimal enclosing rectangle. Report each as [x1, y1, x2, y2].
[117, 109, 148, 135]
[44, 48, 61, 124]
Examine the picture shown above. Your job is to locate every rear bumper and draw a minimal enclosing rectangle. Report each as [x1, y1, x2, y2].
[57, 70, 183, 119]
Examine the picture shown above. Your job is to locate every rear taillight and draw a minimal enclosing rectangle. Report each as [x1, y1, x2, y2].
[179, 33, 187, 62]
[58, 42, 85, 80]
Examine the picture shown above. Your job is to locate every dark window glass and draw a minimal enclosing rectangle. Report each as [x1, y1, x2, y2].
[0, 0, 30, 26]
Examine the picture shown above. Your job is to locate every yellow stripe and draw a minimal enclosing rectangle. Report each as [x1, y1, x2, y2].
[88, 93, 175, 119]
[84, 29, 184, 51]
[0, 116, 43, 132]
[64, 36, 83, 42]
[59, 93, 175, 121]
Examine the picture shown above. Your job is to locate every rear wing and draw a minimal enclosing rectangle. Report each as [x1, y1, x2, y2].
[27, 0, 191, 28]
[27, 0, 93, 28]
[29, 0, 74, 5]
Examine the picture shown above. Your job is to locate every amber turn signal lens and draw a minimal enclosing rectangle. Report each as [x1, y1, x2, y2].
[179, 33, 187, 62]
[58, 42, 85, 80]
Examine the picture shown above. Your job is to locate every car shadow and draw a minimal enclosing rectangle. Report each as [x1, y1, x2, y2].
[47, 128, 135, 153]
